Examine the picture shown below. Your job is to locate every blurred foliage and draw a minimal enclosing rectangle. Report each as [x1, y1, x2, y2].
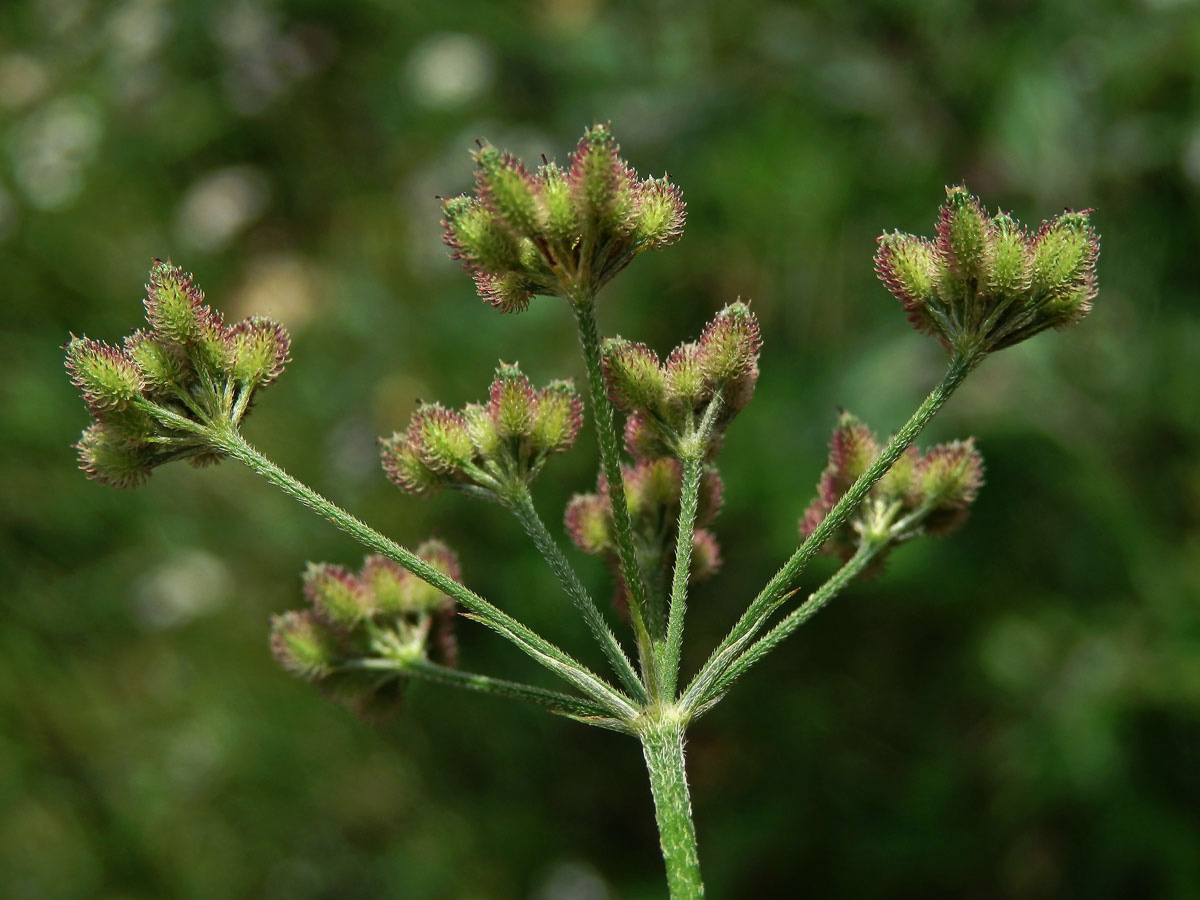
[2, 0, 1199, 897]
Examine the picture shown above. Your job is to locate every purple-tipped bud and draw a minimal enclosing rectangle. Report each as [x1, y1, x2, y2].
[487, 363, 537, 439]
[473, 271, 535, 314]
[663, 342, 710, 413]
[144, 259, 207, 346]
[403, 539, 460, 613]
[124, 330, 187, 394]
[689, 529, 722, 582]
[917, 439, 984, 535]
[304, 562, 374, 628]
[696, 302, 761, 384]
[568, 123, 635, 231]
[564, 492, 612, 555]
[531, 380, 583, 454]
[229, 317, 290, 388]
[624, 457, 683, 518]
[987, 213, 1032, 299]
[537, 161, 579, 246]
[602, 338, 665, 412]
[874, 233, 941, 338]
[380, 431, 444, 496]
[828, 411, 879, 493]
[270, 610, 342, 681]
[462, 402, 501, 458]
[634, 176, 686, 249]
[65, 336, 144, 412]
[75, 422, 151, 489]
[474, 144, 546, 238]
[1027, 211, 1099, 327]
[623, 410, 672, 461]
[360, 554, 410, 616]
[409, 404, 475, 472]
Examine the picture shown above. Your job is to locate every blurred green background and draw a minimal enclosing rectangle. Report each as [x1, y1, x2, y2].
[3, 0, 1199, 897]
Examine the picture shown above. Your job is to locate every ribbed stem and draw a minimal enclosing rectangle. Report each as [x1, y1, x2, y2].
[642, 719, 705, 899]
[660, 452, 703, 699]
[208, 425, 637, 720]
[571, 296, 661, 701]
[681, 353, 977, 712]
[506, 488, 647, 702]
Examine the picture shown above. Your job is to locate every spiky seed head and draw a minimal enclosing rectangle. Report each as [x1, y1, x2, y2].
[878, 445, 921, 506]
[409, 404, 474, 472]
[304, 562, 374, 628]
[633, 177, 686, 249]
[144, 259, 206, 346]
[874, 233, 941, 337]
[65, 337, 144, 412]
[602, 338, 665, 412]
[663, 342, 709, 414]
[441, 195, 523, 273]
[828, 411, 879, 492]
[936, 185, 992, 293]
[918, 439, 984, 535]
[537, 161, 578, 245]
[623, 410, 672, 461]
[472, 271, 535, 314]
[229, 317, 290, 388]
[487, 363, 537, 439]
[696, 301, 762, 385]
[689, 529, 722, 582]
[380, 431, 444, 496]
[474, 144, 545, 238]
[75, 422, 151, 489]
[404, 539, 460, 613]
[270, 610, 342, 680]
[124, 330, 187, 394]
[531, 380, 583, 454]
[462, 402, 501, 458]
[987, 213, 1032, 299]
[564, 492, 612, 555]
[193, 307, 234, 374]
[1029, 211, 1098, 322]
[568, 123, 635, 233]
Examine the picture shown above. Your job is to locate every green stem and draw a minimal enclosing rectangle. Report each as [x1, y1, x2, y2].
[506, 489, 647, 703]
[681, 352, 977, 713]
[641, 718, 705, 899]
[660, 452, 703, 700]
[696, 538, 887, 711]
[571, 296, 661, 701]
[350, 657, 613, 720]
[207, 425, 638, 721]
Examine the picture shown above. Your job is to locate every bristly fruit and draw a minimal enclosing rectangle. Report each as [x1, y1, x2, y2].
[66, 260, 291, 488]
[875, 186, 1098, 357]
[442, 124, 686, 311]
[801, 411, 985, 572]
[381, 362, 583, 499]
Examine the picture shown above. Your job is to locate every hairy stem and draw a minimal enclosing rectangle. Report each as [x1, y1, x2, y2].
[351, 656, 613, 719]
[208, 425, 638, 721]
[642, 719, 705, 899]
[681, 352, 977, 712]
[571, 295, 661, 701]
[506, 488, 647, 702]
[697, 538, 886, 710]
[660, 452, 703, 700]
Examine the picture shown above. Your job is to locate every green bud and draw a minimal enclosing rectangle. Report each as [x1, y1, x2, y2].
[144, 259, 206, 346]
[404, 539, 460, 613]
[538, 162, 578, 246]
[475, 144, 545, 238]
[1030, 211, 1098, 322]
[360, 554, 411, 617]
[442, 195, 523, 273]
[229, 317, 290, 388]
[531, 381, 583, 455]
[568, 124, 635, 231]
[270, 610, 342, 681]
[874, 233, 940, 337]
[936, 185, 992, 292]
[633, 177, 686, 249]
[878, 445, 921, 506]
[65, 336, 144, 412]
[411, 405, 475, 472]
[304, 562, 374, 628]
[381, 431, 445, 496]
[124, 330, 187, 394]
[696, 302, 761, 384]
[75, 422, 151, 489]
[602, 338, 665, 412]
[918, 439, 984, 535]
[987, 213, 1032, 299]
[462, 402, 501, 458]
[663, 342, 710, 415]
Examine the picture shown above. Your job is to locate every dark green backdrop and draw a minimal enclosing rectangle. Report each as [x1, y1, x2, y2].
[3, 0, 1199, 897]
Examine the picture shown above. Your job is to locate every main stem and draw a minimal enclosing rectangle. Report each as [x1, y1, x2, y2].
[642, 719, 705, 899]
[660, 452, 703, 699]
[682, 352, 977, 711]
[207, 424, 638, 720]
[571, 295, 661, 700]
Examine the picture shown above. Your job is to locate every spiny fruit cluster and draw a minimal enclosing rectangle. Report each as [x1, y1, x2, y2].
[270, 542, 460, 719]
[380, 363, 584, 499]
[65, 261, 289, 488]
[875, 186, 1099, 356]
[442, 124, 685, 312]
[601, 301, 762, 458]
[801, 411, 984, 573]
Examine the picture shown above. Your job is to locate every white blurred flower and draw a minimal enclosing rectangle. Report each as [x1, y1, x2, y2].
[174, 165, 270, 252]
[10, 95, 103, 210]
[0, 54, 52, 110]
[133, 550, 232, 631]
[405, 33, 493, 109]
